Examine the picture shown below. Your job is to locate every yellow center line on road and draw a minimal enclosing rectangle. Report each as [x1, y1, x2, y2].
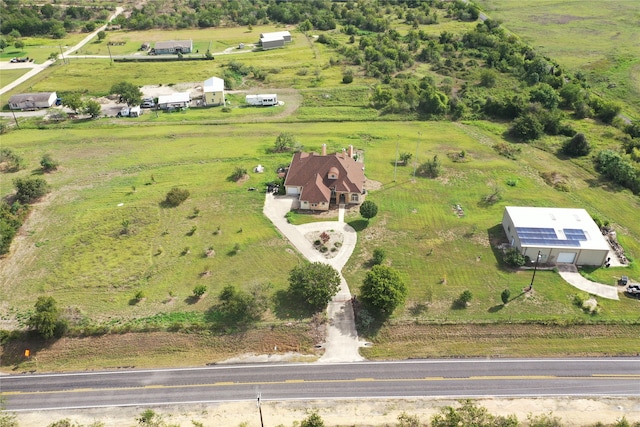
[1, 375, 630, 396]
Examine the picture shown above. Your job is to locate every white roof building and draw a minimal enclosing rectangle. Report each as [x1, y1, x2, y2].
[157, 92, 191, 109]
[502, 206, 610, 266]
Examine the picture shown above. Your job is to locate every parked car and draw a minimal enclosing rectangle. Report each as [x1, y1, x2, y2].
[626, 284, 640, 295]
[141, 101, 155, 108]
[618, 276, 629, 286]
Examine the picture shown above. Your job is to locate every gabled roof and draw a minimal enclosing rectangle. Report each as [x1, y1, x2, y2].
[9, 92, 55, 103]
[285, 151, 365, 204]
[203, 77, 224, 93]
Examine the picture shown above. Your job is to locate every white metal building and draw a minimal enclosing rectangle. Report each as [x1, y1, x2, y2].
[502, 206, 610, 266]
[157, 92, 191, 110]
[203, 77, 225, 106]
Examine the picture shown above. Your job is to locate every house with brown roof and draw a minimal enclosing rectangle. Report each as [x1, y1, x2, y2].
[284, 145, 365, 211]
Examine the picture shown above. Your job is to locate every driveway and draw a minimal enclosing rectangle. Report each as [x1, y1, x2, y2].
[556, 264, 619, 300]
[263, 194, 365, 362]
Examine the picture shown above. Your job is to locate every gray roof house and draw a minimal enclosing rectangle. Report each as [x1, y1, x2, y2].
[153, 40, 193, 55]
[8, 92, 57, 110]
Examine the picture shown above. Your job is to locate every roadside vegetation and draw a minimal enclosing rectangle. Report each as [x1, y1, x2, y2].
[0, 0, 639, 370]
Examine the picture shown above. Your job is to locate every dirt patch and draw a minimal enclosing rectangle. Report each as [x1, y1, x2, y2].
[12, 397, 640, 426]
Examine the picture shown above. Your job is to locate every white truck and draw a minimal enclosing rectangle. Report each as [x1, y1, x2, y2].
[245, 94, 278, 106]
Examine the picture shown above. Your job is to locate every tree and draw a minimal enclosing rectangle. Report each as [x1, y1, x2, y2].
[372, 248, 386, 266]
[359, 200, 378, 222]
[300, 412, 325, 427]
[0, 38, 7, 52]
[62, 93, 84, 114]
[529, 83, 560, 110]
[84, 99, 102, 118]
[40, 154, 59, 172]
[110, 81, 142, 106]
[14, 177, 49, 203]
[14, 40, 24, 51]
[510, 113, 544, 141]
[164, 187, 190, 207]
[479, 69, 497, 88]
[360, 265, 407, 317]
[27, 296, 66, 339]
[562, 133, 591, 157]
[342, 69, 354, 84]
[97, 30, 106, 41]
[454, 290, 473, 309]
[272, 132, 297, 153]
[48, 52, 59, 62]
[288, 262, 341, 312]
[218, 284, 268, 324]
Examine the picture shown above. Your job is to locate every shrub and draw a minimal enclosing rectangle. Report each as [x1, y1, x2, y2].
[14, 177, 49, 203]
[164, 187, 189, 207]
[193, 285, 207, 298]
[510, 113, 544, 141]
[501, 289, 511, 304]
[229, 166, 248, 182]
[0, 148, 26, 172]
[342, 70, 354, 84]
[562, 133, 591, 157]
[372, 248, 386, 266]
[416, 155, 442, 178]
[503, 248, 526, 267]
[134, 290, 146, 301]
[493, 142, 521, 159]
[454, 290, 473, 308]
[360, 200, 379, 221]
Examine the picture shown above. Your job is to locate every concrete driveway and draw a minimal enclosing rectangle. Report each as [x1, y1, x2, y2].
[263, 194, 365, 362]
[557, 264, 619, 300]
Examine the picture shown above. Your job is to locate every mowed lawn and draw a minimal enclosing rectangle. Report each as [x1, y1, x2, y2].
[2, 121, 639, 326]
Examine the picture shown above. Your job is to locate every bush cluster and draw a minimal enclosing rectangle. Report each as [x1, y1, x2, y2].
[164, 187, 190, 207]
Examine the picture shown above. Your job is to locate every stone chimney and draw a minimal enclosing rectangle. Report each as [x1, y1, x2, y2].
[348, 145, 354, 158]
[321, 144, 327, 156]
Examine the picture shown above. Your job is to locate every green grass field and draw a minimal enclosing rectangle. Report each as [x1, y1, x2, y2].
[476, 0, 640, 119]
[2, 121, 638, 328]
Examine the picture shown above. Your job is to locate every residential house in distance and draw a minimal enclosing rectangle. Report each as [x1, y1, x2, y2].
[284, 144, 365, 211]
[202, 77, 225, 106]
[502, 206, 610, 266]
[8, 92, 57, 110]
[157, 92, 191, 110]
[259, 31, 291, 50]
[153, 40, 193, 55]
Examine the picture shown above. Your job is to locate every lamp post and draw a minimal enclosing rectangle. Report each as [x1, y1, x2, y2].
[527, 250, 542, 291]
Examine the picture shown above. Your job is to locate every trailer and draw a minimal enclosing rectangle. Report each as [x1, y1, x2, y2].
[117, 105, 142, 117]
[245, 94, 278, 106]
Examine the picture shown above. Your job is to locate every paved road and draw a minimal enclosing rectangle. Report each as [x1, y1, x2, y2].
[2, 358, 638, 411]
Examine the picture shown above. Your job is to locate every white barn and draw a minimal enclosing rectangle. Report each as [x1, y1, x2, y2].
[259, 31, 291, 50]
[502, 206, 610, 266]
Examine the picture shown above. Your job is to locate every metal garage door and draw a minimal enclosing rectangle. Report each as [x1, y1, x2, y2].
[286, 187, 299, 195]
[557, 252, 576, 263]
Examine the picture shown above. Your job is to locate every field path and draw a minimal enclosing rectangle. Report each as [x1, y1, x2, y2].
[263, 194, 365, 362]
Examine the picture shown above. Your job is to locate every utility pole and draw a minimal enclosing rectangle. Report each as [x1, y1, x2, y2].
[257, 392, 265, 427]
[107, 44, 113, 65]
[393, 140, 399, 182]
[11, 108, 20, 129]
[58, 45, 66, 64]
[414, 132, 421, 178]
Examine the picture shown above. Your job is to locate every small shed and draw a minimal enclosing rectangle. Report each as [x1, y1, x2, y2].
[8, 92, 57, 110]
[154, 40, 193, 55]
[502, 206, 610, 266]
[157, 92, 191, 110]
[203, 77, 225, 106]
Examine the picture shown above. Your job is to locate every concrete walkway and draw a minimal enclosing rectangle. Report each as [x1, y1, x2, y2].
[557, 265, 619, 300]
[263, 194, 364, 362]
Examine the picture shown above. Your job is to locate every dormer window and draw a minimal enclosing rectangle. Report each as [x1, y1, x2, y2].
[328, 166, 339, 180]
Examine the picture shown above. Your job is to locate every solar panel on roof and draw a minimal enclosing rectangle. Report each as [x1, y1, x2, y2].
[563, 228, 587, 241]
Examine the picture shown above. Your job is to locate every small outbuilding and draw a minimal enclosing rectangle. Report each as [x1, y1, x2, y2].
[203, 77, 225, 106]
[8, 92, 57, 110]
[502, 206, 610, 266]
[157, 92, 191, 110]
[153, 40, 192, 55]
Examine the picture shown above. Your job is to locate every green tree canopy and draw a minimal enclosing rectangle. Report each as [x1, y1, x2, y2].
[14, 177, 49, 203]
[27, 296, 65, 339]
[360, 265, 407, 317]
[562, 133, 591, 157]
[62, 93, 84, 114]
[110, 81, 143, 106]
[83, 99, 102, 118]
[359, 200, 378, 221]
[288, 262, 340, 312]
